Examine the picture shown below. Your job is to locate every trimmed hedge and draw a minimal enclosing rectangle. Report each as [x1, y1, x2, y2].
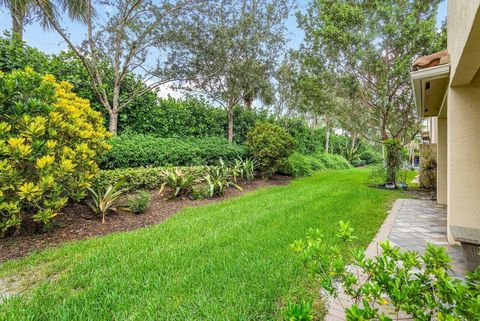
[94, 167, 163, 191]
[93, 166, 206, 191]
[280, 152, 352, 177]
[101, 134, 246, 169]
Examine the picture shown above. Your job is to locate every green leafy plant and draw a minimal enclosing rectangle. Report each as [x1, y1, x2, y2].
[94, 166, 163, 192]
[203, 164, 242, 198]
[128, 190, 151, 214]
[160, 168, 198, 199]
[419, 148, 437, 190]
[246, 122, 295, 177]
[284, 300, 314, 321]
[398, 162, 409, 183]
[280, 152, 352, 177]
[232, 157, 256, 182]
[191, 185, 210, 200]
[101, 134, 245, 169]
[384, 139, 403, 184]
[85, 181, 128, 224]
[291, 222, 480, 321]
[367, 164, 387, 187]
[0, 68, 110, 233]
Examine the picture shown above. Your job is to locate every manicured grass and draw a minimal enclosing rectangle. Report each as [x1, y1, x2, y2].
[0, 168, 406, 320]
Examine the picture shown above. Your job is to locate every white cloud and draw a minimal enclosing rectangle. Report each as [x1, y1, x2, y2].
[155, 83, 185, 99]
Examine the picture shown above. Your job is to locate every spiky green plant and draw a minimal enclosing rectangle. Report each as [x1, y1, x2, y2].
[160, 169, 198, 199]
[85, 181, 128, 224]
[233, 157, 256, 182]
[204, 164, 242, 198]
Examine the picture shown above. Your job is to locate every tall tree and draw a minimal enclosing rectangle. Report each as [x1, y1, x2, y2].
[36, 0, 196, 134]
[169, 0, 291, 143]
[0, 0, 88, 40]
[298, 0, 446, 145]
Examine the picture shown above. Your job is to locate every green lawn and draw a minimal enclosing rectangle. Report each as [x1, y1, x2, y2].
[0, 168, 406, 321]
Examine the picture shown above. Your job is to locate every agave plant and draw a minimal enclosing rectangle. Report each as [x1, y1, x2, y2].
[160, 168, 198, 198]
[85, 181, 128, 224]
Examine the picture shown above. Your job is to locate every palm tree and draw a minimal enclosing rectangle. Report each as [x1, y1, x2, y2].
[0, 0, 89, 40]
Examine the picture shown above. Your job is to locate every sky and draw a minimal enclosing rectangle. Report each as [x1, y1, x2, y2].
[0, 0, 447, 98]
[0, 1, 447, 54]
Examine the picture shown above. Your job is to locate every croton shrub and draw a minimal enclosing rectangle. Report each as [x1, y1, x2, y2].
[0, 68, 110, 233]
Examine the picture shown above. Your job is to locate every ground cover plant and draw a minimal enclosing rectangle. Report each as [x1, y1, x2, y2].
[0, 169, 406, 320]
[128, 190, 151, 214]
[291, 222, 480, 320]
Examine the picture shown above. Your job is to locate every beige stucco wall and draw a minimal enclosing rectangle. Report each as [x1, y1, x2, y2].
[437, 118, 447, 205]
[428, 117, 438, 144]
[447, 69, 480, 242]
[448, 0, 480, 85]
[446, 1, 480, 243]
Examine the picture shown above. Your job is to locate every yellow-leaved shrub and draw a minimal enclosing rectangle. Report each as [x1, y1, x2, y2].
[0, 68, 111, 233]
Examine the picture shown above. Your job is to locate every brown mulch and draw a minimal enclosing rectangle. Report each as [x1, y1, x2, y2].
[0, 176, 291, 262]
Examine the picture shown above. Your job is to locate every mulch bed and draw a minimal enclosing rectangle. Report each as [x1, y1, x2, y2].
[0, 176, 291, 262]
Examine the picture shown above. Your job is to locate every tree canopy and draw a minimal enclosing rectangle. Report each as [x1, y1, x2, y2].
[297, 0, 446, 144]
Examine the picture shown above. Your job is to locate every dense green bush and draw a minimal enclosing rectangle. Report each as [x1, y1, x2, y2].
[101, 134, 246, 169]
[120, 97, 273, 144]
[284, 119, 324, 155]
[384, 138, 403, 183]
[128, 191, 151, 214]
[94, 167, 163, 191]
[246, 123, 295, 177]
[316, 153, 352, 170]
[0, 33, 49, 74]
[0, 69, 110, 232]
[350, 159, 366, 167]
[94, 166, 206, 192]
[280, 153, 351, 177]
[367, 163, 387, 186]
[357, 147, 381, 165]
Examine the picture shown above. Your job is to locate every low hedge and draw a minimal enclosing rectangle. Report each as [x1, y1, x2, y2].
[93, 167, 163, 191]
[101, 134, 246, 169]
[280, 152, 352, 177]
[93, 166, 205, 191]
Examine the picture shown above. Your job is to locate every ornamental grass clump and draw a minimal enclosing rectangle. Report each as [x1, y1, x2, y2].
[0, 68, 110, 234]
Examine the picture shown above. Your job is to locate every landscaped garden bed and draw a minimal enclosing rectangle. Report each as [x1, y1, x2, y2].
[0, 175, 290, 262]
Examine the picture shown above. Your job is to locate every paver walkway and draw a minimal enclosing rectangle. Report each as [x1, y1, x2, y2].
[325, 198, 467, 321]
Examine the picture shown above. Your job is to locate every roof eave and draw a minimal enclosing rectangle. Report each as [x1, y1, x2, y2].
[410, 64, 450, 118]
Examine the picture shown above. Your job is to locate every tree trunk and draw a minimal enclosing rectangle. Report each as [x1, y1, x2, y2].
[325, 128, 330, 154]
[108, 110, 118, 135]
[109, 86, 121, 135]
[11, 9, 24, 40]
[227, 106, 234, 144]
[244, 97, 253, 110]
[348, 134, 357, 161]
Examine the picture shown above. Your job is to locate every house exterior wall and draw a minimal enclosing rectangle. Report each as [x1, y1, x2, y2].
[448, 0, 480, 86]
[437, 117, 447, 205]
[446, 1, 480, 243]
[428, 117, 438, 144]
